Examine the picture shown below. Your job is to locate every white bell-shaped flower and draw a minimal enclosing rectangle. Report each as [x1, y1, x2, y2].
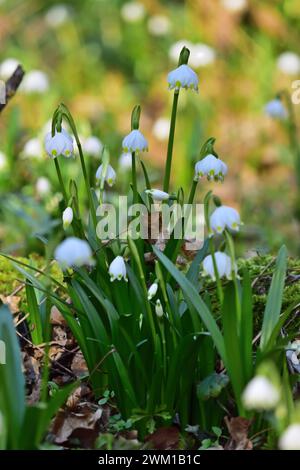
[210, 205, 241, 235]
[148, 282, 158, 300]
[122, 129, 148, 153]
[279, 424, 300, 450]
[82, 136, 103, 157]
[155, 299, 164, 318]
[62, 207, 73, 229]
[167, 64, 199, 92]
[194, 154, 228, 181]
[96, 163, 116, 187]
[145, 189, 170, 201]
[55, 237, 94, 269]
[44, 129, 74, 158]
[277, 52, 300, 75]
[109, 256, 128, 282]
[202, 252, 236, 281]
[265, 99, 287, 119]
[242, 376, 280, 411]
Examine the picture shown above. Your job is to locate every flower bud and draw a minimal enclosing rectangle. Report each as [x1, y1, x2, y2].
[155, 299, 164, 318]
[62, 207, 73, 229]
[148, 282, 158, 300]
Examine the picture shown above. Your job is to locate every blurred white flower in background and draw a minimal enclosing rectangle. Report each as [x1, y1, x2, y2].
[279, 424, 300, 450]
[21, 70, 49, 94]
[119, 152, 132, 170]
[36, 177, 51, 197]
[0, 58, 19, 80]
[220, 0, 248, 12]
[0, 151, 7, 170]
[169, 40, 216, 68]
[189, 44, 216, 68]
[264, 98, 287, 120]
[147, 15, 170, 36]
[44, 4, 71, 28]
[82, 136, 103, 157]
[22, 138, 43, 159]
[242, 376, 279, 410]
[277, 52, 300, 75]
[152, 117, 170, 141]
[55, 237, 94, 269]
[121, 1, 145, 23]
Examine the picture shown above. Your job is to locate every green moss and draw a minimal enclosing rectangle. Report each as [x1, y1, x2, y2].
[0, 255, 63, 309]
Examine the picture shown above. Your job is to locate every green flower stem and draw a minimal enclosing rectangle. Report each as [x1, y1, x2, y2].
[127, 237, 156, 347]
[225, 230, 241, 324]
[54, 158, 68, 206]
[77, 141, 97, 229]
[187, 179, 198, 205]
[163, 90, 179, 192]
[285, 93, 300, 188]
[131, 151, 138, 203]
[204, 191, 224, 305]
[58, 104, 97, 229]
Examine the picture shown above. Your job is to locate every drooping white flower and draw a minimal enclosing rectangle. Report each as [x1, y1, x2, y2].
[202, 252, 236, 281]
[189, 43, 216, 68]
[0, 151, 7, 170]
[147, 15, 170, 36]
[55, 237, 94, 269]
[82, 136, 103, 157]
[167, 64, 199, 92]
[145, 189, 170, 201]
[21, 70, 49, 94]
[210, 205, 241, 235]
[148, 282, 158, 300]
[96, 163, 116, 187]
[44, 4, 71, 28]
[277, 52, 300, 75]
[264, 99, 287, 119]
[119, 152, 132, 170]
[242, 376, 280, 411]
[279, 424, 300, 450]
[155, 299, 164, 318]
[194, 154, 228, 181]
[62, 207, 73, 229]
[221, 0, 248, 12]
[109, 256, 128, 282]
[44, 129, 74, 158]
[122, 129, 148, 153]
[36, 177, 51, 196]
[22, 138, 43, 159]
[121, 1, 145, 23]
[0, 58, 19, 80]
[152, 117, 170, 141]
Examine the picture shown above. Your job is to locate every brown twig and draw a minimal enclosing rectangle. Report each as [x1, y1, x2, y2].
[0, 64, 25, 113]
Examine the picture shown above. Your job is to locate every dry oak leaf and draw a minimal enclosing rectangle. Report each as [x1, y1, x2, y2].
[224, 416, 253, 450]
[145, 426, 180, 450]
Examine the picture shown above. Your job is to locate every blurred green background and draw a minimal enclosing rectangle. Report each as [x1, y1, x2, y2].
[0, 0, 300, 254]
